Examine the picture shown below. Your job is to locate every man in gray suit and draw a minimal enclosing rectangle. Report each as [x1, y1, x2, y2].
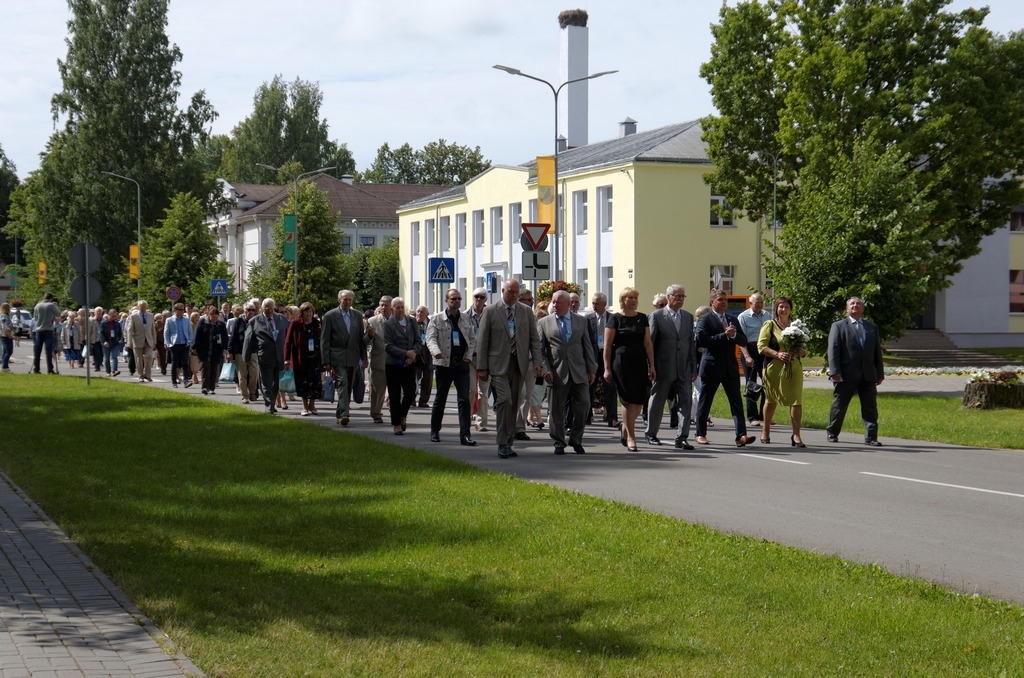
[243, 297, 289, 414]
[827, 296, 885, 445]
[539, 290, 597, 454]
[366, 296, 392, 423]
[475, 278, 543, 459]
[321, 289, 369, 427]
[645, 284, 697, 449]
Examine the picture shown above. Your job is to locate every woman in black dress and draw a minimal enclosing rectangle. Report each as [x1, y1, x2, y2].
[602, 287, 656, 451]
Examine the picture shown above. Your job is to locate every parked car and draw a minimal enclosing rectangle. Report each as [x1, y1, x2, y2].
[11, 308, 33, 337]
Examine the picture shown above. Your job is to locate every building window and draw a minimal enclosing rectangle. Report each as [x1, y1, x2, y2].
[456, 213, 467, 250]
[440, 215, 451, 252]
[425, 218, 435, 254]
[528, 198, 538, 222]
[341, 235, 351, 254]
[576, 268, 588, 302]
[710, 189, 733, 227]
[360, 235, 375, 248]
[490, 206, 503, 245]
[411, 222, 420, 255]
[509, 202, 522, 242]
[1011, 211, 1024, 232]
[457, 277, 466, 297]
[597, 185, 613, 232]
[601, 265, 613, 302]
[573, 190, 588, 234]
[472, 210, 484, 244]
[1012, 270, 1024, 313]
[710, 265, 735, 294]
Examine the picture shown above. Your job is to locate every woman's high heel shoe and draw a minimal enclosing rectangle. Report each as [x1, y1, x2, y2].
[760, 436, 771, 444]
[791, 434, 806, 448]
[620, 429, 628, 447]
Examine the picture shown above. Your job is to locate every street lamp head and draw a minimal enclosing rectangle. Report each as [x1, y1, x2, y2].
[493, 65, 521, 75]
[255, 163, 279, 172]
[589, 70, 618, 79]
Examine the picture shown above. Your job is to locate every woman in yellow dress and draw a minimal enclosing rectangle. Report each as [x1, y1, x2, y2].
[758, 296, 807, 447]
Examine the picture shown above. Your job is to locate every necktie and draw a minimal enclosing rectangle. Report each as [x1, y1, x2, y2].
[560, 315, 570, 343]
[507, 306, 517, 354]
[673, 310, 681, 332]
[343, 311, 351, 332]
[856, 320, 865, 346]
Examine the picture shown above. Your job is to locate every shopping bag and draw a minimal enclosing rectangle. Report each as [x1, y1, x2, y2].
[219, 361, 237, 383]
[322, 372, 334, 402]
[279, 368, 296, 394]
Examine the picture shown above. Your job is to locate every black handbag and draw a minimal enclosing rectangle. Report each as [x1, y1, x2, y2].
[745, 380, 763, 399]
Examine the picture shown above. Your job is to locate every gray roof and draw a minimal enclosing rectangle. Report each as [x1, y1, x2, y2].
[400, 119, 708, 210]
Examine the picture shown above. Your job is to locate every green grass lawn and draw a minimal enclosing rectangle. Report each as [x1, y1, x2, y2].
[2, 375, 1023, 676]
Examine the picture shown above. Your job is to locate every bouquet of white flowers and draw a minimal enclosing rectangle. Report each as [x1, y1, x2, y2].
[780, 319, 810, 379]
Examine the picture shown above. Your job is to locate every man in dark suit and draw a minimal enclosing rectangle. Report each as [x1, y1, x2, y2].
[539, 290, 597, 454]
[645, 284, 697, 449]
[826, 296, 885, 445]
[475, 278, 543, 458]
[321, 289, 369, 427]
[243, 297, 289, 414]
[587, 292, 618, 426]
[695, 290, 756, 447]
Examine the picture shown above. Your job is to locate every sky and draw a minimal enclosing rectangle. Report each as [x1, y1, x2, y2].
[2, 0, 1023, 182]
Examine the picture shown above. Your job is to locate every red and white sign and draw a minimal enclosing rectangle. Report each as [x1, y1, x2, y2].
[520, 222, 550, 251]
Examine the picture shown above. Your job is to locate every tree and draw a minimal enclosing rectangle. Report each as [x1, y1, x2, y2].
[139, 192, 218, 308]
[3, 0, 217, 308]
[700, 0, 1024, 338]
[363, 139, 490, 185]
[219, 76, 356, 183]
[246, 180, 346, 313]
[0, 145, 19, 267]
[343, 237, 399, 310]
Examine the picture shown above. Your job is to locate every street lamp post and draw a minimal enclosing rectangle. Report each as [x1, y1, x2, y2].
[493, 64, 617, 281]
[101, 171, 141, 292]
[256, 164, 336, 304]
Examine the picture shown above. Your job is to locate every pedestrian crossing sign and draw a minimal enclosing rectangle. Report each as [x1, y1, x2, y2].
[428, 257, 456, 284]
[210, 278, 228, 296]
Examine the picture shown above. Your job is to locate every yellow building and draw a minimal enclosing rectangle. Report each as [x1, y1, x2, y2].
[398, 120, 765, 311]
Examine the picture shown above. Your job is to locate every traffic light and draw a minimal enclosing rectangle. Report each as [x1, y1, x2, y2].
[37, 261, 46, 285]
[129, 244, 139, 279]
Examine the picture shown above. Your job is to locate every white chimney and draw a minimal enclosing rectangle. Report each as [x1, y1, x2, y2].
[558, 10, 589, 149]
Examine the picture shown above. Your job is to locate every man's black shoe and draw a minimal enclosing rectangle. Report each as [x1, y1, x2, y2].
[827, 435, 839, 443]
[865, 439, 883, 447]
[645, 435, 663, 446]
[498, 446, 510, 458]
[554, 445, 566, 455]
[430, 432, 441, 443]
[572, 444, 586, 454]
[675, 439, 695, 450]
[514, 431, 531, 441]
[460, 436, 477, 447]
[508, 448, 518, 457]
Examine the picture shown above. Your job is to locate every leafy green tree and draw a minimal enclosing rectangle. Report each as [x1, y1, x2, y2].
[701, 0, 1024, 336]
[0, 144, 19, 267]
[3, 0, 216, 309]
[140, 192, 218, 307]
[246, 180, 345, 313]
[343, 237, 399, 310]
[418, 138, 489, 184]
[183, 258, 238, 313]
[364, 139, 489, 185]
[766, 141, 936, 352]
[219, 76, 355, 183]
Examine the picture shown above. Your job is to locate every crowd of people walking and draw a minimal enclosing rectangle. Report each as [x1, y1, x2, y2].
[3, 283, 885, 455]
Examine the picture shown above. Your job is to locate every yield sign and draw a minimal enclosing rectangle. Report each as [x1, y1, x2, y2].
[521, 223, 550, 251]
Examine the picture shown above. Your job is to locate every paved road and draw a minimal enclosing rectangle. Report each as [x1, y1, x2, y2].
[1, 343, 1021, 676]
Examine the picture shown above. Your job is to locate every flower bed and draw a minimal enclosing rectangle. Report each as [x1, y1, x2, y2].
[962, 371, 1024, 409]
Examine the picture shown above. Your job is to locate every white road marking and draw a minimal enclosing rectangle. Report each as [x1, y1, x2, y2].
[860, 472, 1024, 499]
[738, 454, 811, 466]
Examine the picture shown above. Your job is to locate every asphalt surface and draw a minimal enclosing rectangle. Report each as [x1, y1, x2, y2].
[1, 341, 1021, 675]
